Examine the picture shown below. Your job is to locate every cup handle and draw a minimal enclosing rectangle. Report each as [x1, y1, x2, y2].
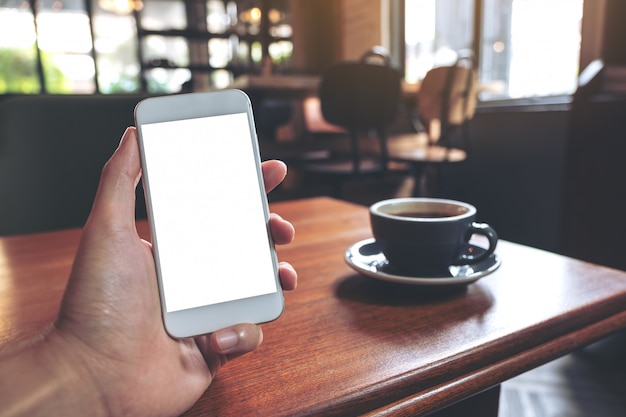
[456, 222, 498, 265]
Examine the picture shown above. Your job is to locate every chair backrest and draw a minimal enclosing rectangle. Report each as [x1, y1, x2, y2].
[318, 60, 402, 132]
[0, 94, 149, 235]
[418, 59, 477, 128]
[360, 45, 393, 66]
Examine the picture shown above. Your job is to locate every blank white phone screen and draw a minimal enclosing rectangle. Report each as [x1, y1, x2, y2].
[140, 113, 277, 313]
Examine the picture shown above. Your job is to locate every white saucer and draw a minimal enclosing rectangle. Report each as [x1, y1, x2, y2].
[344, 238, 501, 286]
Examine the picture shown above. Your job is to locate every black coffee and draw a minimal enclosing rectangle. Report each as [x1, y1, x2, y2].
[395, 211, 451, 218]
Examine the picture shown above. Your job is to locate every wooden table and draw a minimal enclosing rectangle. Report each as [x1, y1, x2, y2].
[3, 197, 626, 416]
[227, 74, 321, 100]
[226, 74, 423, 100]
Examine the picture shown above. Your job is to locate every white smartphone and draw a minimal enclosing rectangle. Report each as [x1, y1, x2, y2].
[134, 90, 283, 338]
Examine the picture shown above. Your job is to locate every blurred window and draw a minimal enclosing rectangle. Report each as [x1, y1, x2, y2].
[37, 0, 96, 93]
[405, 0, 584, 100]
[0, 0, 292, 94]
[92, 0, 141, 93]
[0, 0, 96, 94]
[0, 0, 41, 93]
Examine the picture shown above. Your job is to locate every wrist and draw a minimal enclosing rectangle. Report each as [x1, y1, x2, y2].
[0, 327, 108, 417]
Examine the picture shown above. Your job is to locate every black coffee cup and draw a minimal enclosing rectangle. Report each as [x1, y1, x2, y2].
[370, 198, 498, 276]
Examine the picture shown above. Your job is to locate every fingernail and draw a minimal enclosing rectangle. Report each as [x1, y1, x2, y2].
[215, 330, 239, 351]
[118, 127, 132, 147]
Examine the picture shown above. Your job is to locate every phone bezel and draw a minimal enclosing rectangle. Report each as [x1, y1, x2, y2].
[134, 90, 283, 339]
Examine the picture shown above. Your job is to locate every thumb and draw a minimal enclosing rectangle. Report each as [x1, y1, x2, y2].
[194, 324, 264, 377]
[86, 127, 142, 231]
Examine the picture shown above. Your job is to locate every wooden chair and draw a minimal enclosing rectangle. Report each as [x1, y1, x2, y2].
[389, 56, 477, 197]
[296, 52, 406, 197]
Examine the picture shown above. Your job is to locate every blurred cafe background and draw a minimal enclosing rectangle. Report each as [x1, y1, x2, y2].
[2, 1, 626, 414]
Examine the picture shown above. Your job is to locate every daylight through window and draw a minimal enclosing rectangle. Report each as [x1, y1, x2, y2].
[405, 0, 584, 100]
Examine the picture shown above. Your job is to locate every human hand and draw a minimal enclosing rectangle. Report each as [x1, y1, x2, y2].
[46, 127, 296, 416]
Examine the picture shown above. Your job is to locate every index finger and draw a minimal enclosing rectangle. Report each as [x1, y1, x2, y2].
[261, 160, 287, 193]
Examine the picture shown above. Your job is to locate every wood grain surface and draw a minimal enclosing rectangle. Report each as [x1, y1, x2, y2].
[2, 197, 626, 416]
